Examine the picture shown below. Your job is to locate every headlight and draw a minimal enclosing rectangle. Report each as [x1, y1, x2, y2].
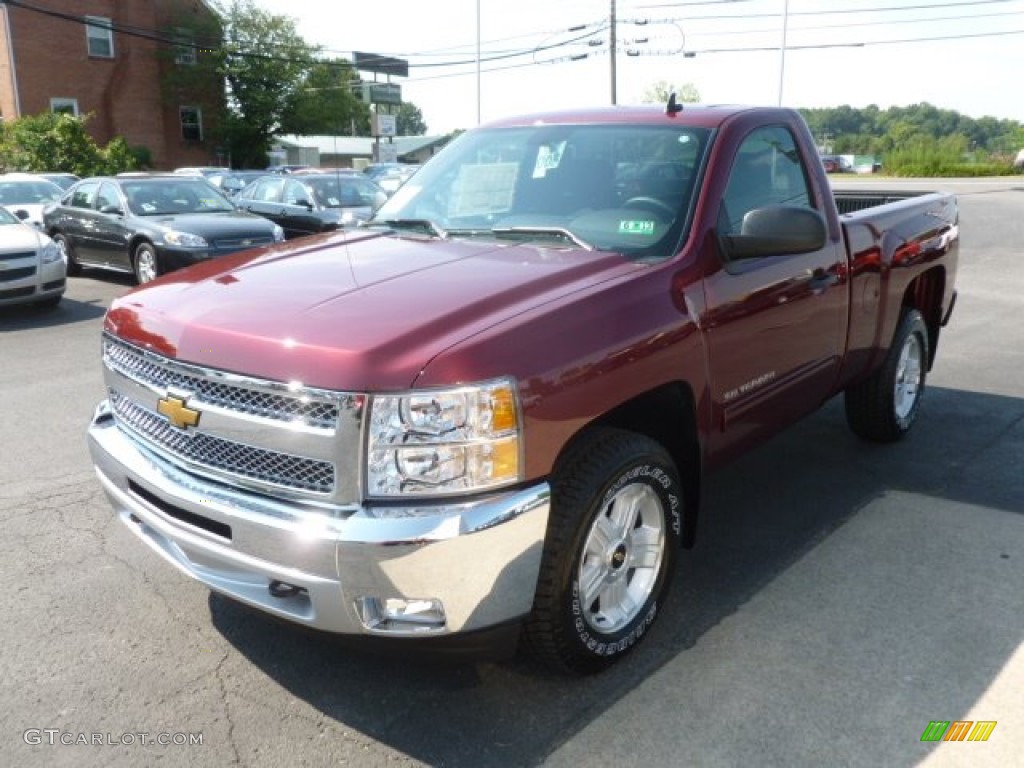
[39, 240, 61, 264]
[163, 230, 208, 247]
[366, 378, 521, 497]
[272, 225, 285, 242]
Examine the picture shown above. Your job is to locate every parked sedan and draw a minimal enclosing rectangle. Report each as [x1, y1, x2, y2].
[363, 163, 420, 195]
[0, 174, 64, 229]
[0, 205, 65, 309]
[43, 175, 284, 284]
[38, 173, 81, 191]
[235, 172, 387, 238]
[207, 170, 266, 198]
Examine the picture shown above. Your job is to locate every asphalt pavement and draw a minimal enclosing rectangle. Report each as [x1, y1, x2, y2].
[0, 179, 1021, 767]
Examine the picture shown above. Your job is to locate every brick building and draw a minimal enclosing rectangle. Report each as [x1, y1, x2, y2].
[0, 0, 225, 168]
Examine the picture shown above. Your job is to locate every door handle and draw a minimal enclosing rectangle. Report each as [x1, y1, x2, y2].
[808, 268, 839, 292]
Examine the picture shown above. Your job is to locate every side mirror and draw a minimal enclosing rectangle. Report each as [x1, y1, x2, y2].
[14, 209, 29, 220]
[99, 203, 123, 215]
[720, 205, 827, 260]
[295, 199, 313, 210]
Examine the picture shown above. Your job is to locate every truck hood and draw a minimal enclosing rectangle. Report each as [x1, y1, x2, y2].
[105, 230, 641, 391]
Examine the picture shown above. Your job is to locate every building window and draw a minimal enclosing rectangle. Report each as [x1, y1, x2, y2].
[180, 107, 203, 141]
[174, 30, 197, 65]
[86, 16, 114, 58]
[50, 98, 79, 116]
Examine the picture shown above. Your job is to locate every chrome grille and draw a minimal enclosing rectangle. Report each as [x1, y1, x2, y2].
[109, 390, 335, 494]
[103, 337, 339, 429]
[213, 236, 274, 250]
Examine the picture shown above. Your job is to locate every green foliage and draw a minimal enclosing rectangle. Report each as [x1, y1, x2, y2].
[209, 0, 317, 166]
[642, 81, 700, 104]
[279, 58, 370, 136]
[99, 137, 140, 175]
[395, 102, 428, 136]
[129, 145, 154, 170]
[0, 112, 136, 175]
[800, 103, 1022, 176]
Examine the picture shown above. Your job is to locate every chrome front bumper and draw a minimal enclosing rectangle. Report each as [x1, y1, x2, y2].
[89, 400, 550, 637]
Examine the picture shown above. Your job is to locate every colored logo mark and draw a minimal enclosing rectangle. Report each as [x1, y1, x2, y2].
[920, 720, 997, 742]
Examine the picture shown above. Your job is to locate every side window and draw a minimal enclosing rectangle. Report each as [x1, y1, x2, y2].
[70, 182, 99, 208]
[255, 178, 284, 202]
[50, 97, 79, 116]
[180, 107, 202, 141]
[95, 182, 121, 212]
[283, 180, 308, 206]
[719, 126, 812, 236]
[85, 17, 114, 58]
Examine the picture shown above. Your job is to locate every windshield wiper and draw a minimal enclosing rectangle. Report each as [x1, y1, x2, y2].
[490, 226, 593, 251]
[369, 218, 447, 239]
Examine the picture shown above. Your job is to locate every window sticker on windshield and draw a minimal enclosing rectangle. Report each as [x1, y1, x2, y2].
[327, 197, 340, 206]
[618, 220, 656, 235]
[141, 203, 156, 212]
[450, 162, 519, 217]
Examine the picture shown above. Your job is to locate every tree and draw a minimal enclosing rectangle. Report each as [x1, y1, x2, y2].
[279, 59, 370, 136]
[210, 0, 317, 166]
[0, 112, 137, 175]
[394, 102, 428, 136]
[641, 81, 700, 105]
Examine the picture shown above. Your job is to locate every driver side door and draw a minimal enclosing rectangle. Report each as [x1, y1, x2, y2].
[702, 124, 847, 452]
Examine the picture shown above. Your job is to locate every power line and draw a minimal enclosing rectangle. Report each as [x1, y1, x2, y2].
[680, 7, 1024, 38]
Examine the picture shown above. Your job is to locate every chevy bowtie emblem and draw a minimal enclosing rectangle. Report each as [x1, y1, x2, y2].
[157, 395, 201, 430]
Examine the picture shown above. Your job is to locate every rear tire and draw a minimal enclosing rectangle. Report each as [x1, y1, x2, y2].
[523, 427, 683, 674]
[845, 308, 929, 442]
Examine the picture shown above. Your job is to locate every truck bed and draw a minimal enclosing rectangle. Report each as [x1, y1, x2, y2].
[832, 189, 936, 215]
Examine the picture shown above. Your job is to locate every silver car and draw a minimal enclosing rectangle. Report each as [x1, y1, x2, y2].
[0, 205, 65, 309]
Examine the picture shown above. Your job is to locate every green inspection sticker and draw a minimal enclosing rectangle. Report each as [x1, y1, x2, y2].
[618, 220, 656, 235]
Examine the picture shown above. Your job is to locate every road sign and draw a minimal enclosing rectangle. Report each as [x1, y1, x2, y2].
[353, 52, 409, 78]
[361, 82, 402, 106]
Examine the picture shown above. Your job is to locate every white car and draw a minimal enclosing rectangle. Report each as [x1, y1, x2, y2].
[0, 205, 65, 309]
[0, 174, 64, 229]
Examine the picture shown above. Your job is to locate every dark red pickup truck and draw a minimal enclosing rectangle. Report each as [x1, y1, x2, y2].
[88, 105, 958, 673]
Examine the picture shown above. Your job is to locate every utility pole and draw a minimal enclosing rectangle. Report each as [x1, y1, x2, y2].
[777, 0, 789, 106]
[476, 0, 482, 124]
[610, 0, 617, 105]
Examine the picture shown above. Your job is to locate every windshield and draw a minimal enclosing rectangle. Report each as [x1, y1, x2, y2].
[305, 175, 387, 209]
[0, 180, 61, 205]
[372, 123, 710, 258]
[121, 179, 235, 215]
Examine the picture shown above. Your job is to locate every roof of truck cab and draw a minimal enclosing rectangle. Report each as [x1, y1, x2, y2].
[480, 104, 784, 130]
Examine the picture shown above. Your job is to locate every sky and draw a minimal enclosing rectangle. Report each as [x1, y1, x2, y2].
[251, 0, 1024, 135]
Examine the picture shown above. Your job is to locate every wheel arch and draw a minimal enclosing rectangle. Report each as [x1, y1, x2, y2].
[554, 381, 702, 548]
[128, 234, 156, 262]
[902, 266, 945, 369]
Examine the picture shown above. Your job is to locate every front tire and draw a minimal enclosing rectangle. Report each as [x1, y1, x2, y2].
[845, 308, 929, 442]
[133, 242, 159, 285]
[523, 428, 683, 674]
[52, 233, 79, 276]
[33, 294, 62, 310]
